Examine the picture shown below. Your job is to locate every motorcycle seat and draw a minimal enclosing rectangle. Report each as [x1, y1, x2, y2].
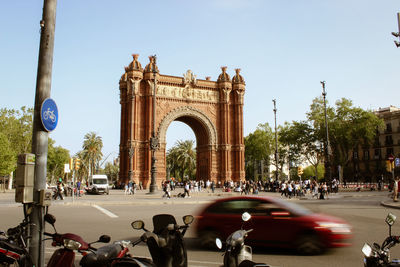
[80, 243, 122, 267]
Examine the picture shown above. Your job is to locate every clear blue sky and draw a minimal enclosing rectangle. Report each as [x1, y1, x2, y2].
[1, 1, 399, 164]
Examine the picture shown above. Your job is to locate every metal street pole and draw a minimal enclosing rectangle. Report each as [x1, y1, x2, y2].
[30, 0, 57, 266]
[149, 55, 159, 193]
[321, 81, 332, 182]
[128, 144, 134, 182]
[273, 99, 279, 181]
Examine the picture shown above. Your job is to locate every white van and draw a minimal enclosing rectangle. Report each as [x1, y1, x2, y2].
[86, 174, 109, 195]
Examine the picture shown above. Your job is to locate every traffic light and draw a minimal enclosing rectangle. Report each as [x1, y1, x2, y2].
[69, 158, 74, 171]
[386, 160, 392, 172]
[297, 166, 303, 176]
[75, 158, 81, 170]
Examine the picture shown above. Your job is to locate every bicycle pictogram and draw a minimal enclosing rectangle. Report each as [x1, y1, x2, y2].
[43, 108, 56, 123]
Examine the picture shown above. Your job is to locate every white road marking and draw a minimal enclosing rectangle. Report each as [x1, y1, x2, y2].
[92, 204, 118, 218]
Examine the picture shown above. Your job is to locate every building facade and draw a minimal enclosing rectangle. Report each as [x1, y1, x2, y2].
[349, 106, 400, 182]
[118, 55, 245, 188]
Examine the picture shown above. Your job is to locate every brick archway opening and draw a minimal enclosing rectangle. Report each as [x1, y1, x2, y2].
[158, 106, 218, 181]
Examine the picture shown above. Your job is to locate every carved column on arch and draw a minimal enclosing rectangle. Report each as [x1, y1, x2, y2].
[127, 78, 141, 181]
[233, 68, 246, 181]
[217, 66, 232, 182]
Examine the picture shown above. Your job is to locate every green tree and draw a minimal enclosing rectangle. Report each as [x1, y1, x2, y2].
[0, 107, 33, 179]
[303, 164, 324, 180]
[47, 138, 70, 184]
[279, 120, 324, 179]
[307, 97, 384, 181]
[74, 151, 87, 182]
[166, 140, 196, 181]
[82, 132, 103, 176]
[244, 123, 275, 180]
[0, 132, 14, 176]
[104, 161, 119, 185]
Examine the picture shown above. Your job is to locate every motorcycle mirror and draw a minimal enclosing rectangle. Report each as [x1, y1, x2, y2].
[98, 235, 111, 243]
[215, 238, 223, 250]
[386, 213, 397, 226]
[242, 212, 251, 222]
[44, 214, 56, 225]
[131, 220, 144, 230]
[183, 215, 194, 225]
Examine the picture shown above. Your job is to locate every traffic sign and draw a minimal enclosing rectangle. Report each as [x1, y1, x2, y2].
[40, 98, 58, 132]
[396, 158, 400, 167]
[388, 154, 394, 162]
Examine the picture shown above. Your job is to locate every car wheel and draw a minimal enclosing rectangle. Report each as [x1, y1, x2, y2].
[199, 230, 220, 250]
[296, 233, 324, 255]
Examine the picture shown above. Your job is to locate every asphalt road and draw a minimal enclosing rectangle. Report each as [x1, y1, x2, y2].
[1, 189, 400, 267]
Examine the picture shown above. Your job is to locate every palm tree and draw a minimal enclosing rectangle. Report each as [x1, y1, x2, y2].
[75, 151, 88, 182]
[176, 140, 196, 180]
[82, 132, 103, 176]
[167, 140, 196, 181]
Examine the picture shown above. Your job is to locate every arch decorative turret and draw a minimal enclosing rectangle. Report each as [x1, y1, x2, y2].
[118, 54, 245, 188]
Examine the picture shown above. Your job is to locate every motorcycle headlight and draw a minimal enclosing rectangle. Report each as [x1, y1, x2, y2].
[63, 238, 82, 250]
[362, 243, 372, 257]
[315, 222, 352, 234]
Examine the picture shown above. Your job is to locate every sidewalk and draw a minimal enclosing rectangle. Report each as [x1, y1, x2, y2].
[1, 188, 396, 208]
[381, 195, 400, 210]
[0, 188, 235, 207]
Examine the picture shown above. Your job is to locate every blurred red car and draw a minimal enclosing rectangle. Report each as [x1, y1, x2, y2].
[194, 196, 352, 254]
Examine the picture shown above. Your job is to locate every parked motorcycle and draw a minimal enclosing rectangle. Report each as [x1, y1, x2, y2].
[362, 213, 400, 266]
[0, 215, 32, 267]
[43, 213, 110, 267]
[216, 212, 269, 267]
[80, 214, 194, 267]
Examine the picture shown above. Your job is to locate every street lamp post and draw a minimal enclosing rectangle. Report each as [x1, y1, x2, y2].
[128, 144, 134, 182]
[273, 99, 279, 181]
[321, 81, 332, 182]
[149, 55, 159, 193]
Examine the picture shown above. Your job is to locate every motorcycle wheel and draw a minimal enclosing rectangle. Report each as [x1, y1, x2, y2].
[172, 240, 188, 267]
[223, 252, 237, 267]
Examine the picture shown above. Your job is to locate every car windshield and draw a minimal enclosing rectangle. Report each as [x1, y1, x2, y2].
[272, 198, 312, 216]
[93, 179, 107, 185]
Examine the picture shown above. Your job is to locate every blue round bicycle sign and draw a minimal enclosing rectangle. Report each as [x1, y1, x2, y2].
[40, 98, 58, 132]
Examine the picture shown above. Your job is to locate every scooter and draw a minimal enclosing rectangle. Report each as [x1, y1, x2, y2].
[43, 213, 111, 267]
[216, 212, 269, 267]
[362, 213, 400, 266]
[0, 215, 32, 267]
[81, 214, 194, 267]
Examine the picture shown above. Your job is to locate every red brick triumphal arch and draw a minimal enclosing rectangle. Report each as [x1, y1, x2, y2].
[118, 54, 245, 188]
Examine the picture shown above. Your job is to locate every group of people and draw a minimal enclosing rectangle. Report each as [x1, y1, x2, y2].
[218, 178, 340, 200]
[124, 180, 137, 195]
[160, 179, 217, 198]
[51, 179, 83, 200]
[279, 179, 336, 200]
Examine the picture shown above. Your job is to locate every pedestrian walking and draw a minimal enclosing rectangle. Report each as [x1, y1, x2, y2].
[53, 181, 64, 200]
[124, 183, 129, 195]
[76, 180, 81, 197]
[162, 181, 171, 199]
[184, 182, 190, 198]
